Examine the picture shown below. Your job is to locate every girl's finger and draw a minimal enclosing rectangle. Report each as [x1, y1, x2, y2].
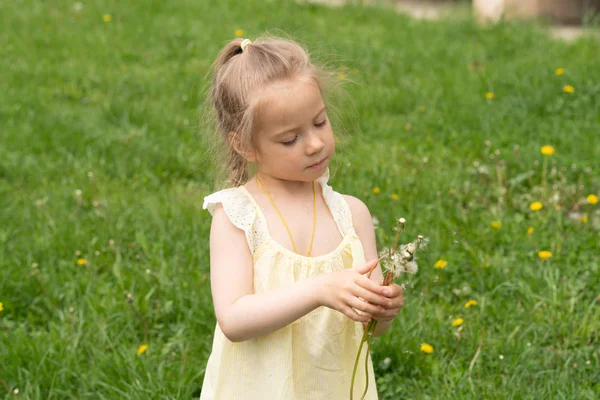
[384, 283, 404, 298]
[343, 306, 371, 322]
[357, 275, 388, 295]
[352, 286, 392, 308]
[349, 296, 384, 316]
[377, 308, 401, 320]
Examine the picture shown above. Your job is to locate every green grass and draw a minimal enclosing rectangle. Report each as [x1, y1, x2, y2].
[1, 0, 599, 398]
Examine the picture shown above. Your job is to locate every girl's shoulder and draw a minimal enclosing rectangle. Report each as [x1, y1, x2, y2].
[203, 186, 267, 254]
[340, 194, 373, 233]
[202, 187, 247, 216]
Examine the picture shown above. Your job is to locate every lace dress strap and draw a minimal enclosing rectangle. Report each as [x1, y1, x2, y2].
[203, 187, 268, 254]
[315, 168, 354, 237]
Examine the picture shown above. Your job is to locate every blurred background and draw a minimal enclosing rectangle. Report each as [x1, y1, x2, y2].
[1, 0, 599, 398]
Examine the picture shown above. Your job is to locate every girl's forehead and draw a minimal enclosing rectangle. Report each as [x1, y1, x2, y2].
[253, 77, 324, 132]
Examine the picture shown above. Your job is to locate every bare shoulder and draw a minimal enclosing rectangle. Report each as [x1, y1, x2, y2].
[341, 194, 374, 233]
[210, 203, 248, 245]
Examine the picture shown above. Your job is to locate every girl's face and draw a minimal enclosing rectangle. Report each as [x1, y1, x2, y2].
[250, 76, 335, 183]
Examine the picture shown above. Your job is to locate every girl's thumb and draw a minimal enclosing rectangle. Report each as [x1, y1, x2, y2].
[356, 258, 379, 274]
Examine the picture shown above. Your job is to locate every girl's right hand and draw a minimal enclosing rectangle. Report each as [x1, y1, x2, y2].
[314, 258, 393, 322]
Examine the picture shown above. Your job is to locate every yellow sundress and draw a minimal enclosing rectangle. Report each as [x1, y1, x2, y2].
[200, 168, 377, 400]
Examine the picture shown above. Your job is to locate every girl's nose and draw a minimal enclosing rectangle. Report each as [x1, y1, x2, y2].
[305, 132, 325, 155]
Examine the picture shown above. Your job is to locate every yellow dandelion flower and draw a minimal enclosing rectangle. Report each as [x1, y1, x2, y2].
[563, 85, 574, 93]
[0, 302, 3, 312]
[137, 344, 148, 355]
[538, 251, 552, 260]
[235, 29, 244, 37]
[103, 14, 112, 23]
[449, 188, 456, 195]
[452, 317, 464, 327]
[580, 215, 588, 223]
[555, 67, 564, 76]
[491, 221, 501, 229]
[540, 145, 555, 156]
[420, 343, 433, 354]
[530, 201, 543, 211]
[76, 258, 87, 265]
[486, 92, 494, 100]
[337, 72, 346, 80]
[527, 226, 534, 235]
[391, 193, 399, 201]
[372, 187, 381, 195]
[434, 259, 448, 269]
[418, 106, 426, 112]
[587, 194, 598, 205]
[464, 300, 478, 308]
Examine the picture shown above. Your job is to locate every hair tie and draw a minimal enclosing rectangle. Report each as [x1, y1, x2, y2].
[240, 39, 252, 52]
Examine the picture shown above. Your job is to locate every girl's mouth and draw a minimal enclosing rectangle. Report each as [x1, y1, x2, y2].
[308, 157, 327, 169]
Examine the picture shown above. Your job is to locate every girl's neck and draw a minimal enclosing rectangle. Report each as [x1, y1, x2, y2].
[252, 172, 315, 198]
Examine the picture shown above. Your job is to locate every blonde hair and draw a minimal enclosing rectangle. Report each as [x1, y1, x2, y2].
[202, 35, 345, 188]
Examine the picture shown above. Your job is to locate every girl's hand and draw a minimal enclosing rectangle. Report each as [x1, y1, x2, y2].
[373, 283, 404, 322]
[314, 258, 393, 323]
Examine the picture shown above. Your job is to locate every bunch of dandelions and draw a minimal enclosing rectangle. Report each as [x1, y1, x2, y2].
[350, 218, 428, 400]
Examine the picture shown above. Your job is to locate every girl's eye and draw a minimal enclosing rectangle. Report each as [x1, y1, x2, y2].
[315, 119, 327, 128]
[282, 135, 298, 146]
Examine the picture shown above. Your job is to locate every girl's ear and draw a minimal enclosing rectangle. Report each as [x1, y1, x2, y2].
[228, 132, 257, 162]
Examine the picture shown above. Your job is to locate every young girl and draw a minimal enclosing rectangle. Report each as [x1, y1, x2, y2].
[200, 36, 405, 400]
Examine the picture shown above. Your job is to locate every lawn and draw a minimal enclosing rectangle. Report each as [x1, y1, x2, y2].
[1, 0, 599, 398]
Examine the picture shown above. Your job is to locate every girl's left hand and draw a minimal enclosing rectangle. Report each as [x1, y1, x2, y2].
[374, 283, 404, 322]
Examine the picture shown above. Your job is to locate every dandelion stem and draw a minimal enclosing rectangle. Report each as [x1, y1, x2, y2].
[446, 327, 462, 368]
[391, 221, 405, 253]
[468, 329, 485, 374]
[366, 255, 386, 279]
[541, 156, 548, 195]
[350, 324, 370, 400]
[360, 334, 374, 400]
[0, 378, 11, 393]
[126, 297, 149, 343]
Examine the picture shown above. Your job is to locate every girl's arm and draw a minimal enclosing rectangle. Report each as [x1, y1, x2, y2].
[343, 195, 395, 337]
[209, 204, 390, 343]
